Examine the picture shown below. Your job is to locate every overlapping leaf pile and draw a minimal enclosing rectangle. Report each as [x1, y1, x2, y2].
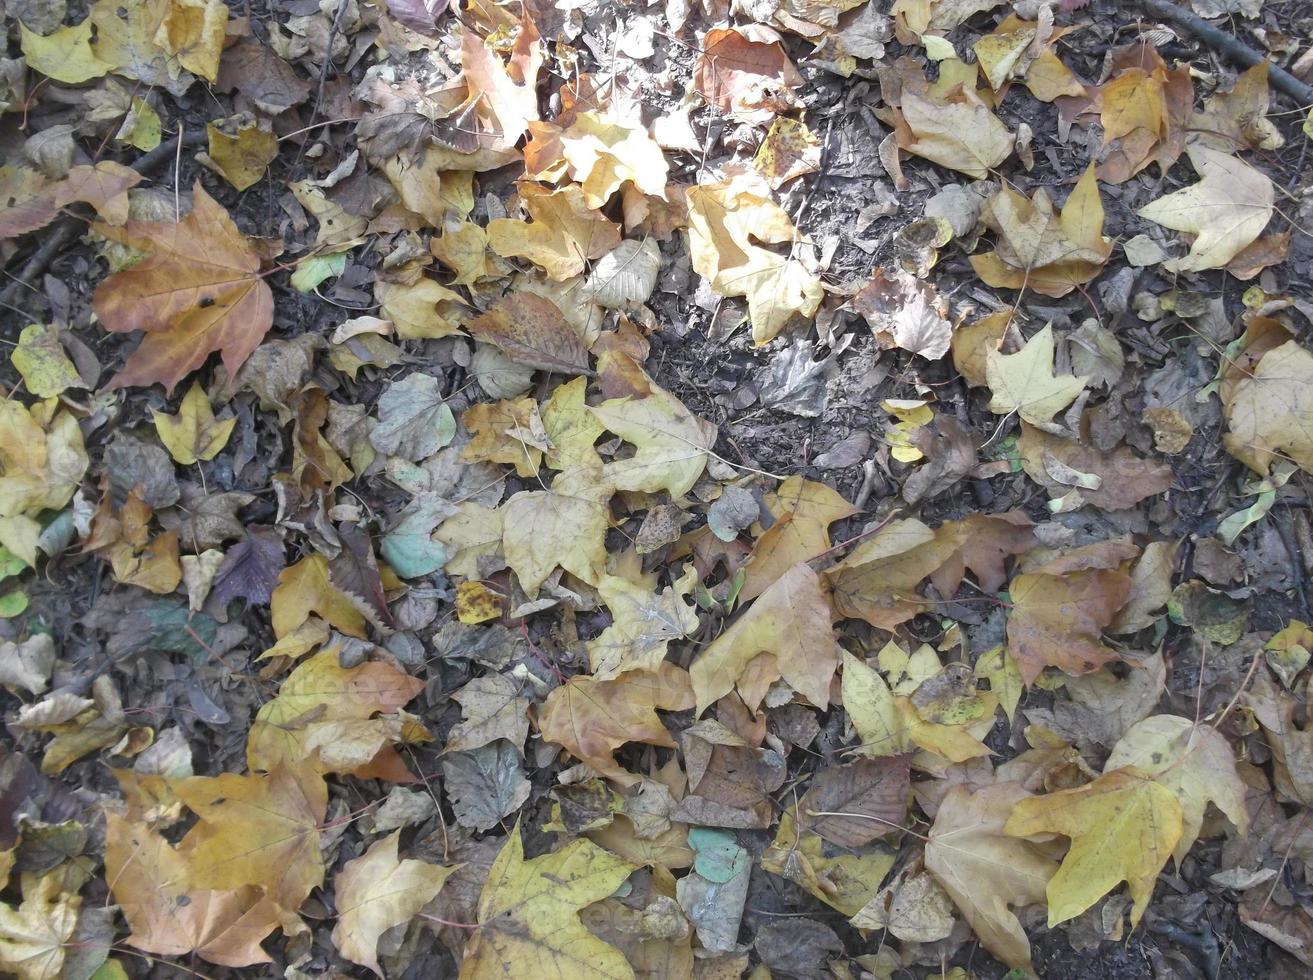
[1, 0, 1312, 976]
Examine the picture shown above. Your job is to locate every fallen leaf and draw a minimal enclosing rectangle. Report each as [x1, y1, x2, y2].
[559, 111, 669, 208]
[1137, 144, 1274, 272]
[898, 89, 1013, 179]
[0, 872, 81, 980]
[0, 401, 89, 565]
[1222, 339, 1313, 476]
[970, 166, 1112, 297]
[827, 519, 951, 630]
[1105, 715, 1247, 862]
[1006, 569, 1130, 683]
[201, 113, 278, 191]
[369, 373, 456, 462]
[1017, 423, 1172, 511]
[589, 568, 701, 678]
[153, 383, 236, 465]
[467, 293, 591, 375]
[539, 663, 694, 786]
[591, 382, 717, 497]
[797, 756, 911, 847]
[687, 173, 823, 345]
[247, 644, 423, 775]
[742, 476, 856, 600]
[1004, 767, 1183, 928]
[488, 182, 621, 280]
[446, 673, 530, 753]
[93, 184, 274, 392]
[331, 830, 455, 976]
[851, 267, 953, 360]
[693, 25, 803, 124]
[925, 782, 1057, 971]
[444, 742, 531, 831]
[986, 325, 1089, 426]
[501, 471, 612, 594]
[154, 0, 228, 82]
[172, 762, 328, 916]
[753, 117, 822, 189]
[690, 562, 836, 715]
[271, 555, 367, 639]
[462, 827, 636, 980]
[12, 324, 86, 399]
[105, 812, 281, 967]
[19, 20, 113, 85]
[456, 13, 542, 150]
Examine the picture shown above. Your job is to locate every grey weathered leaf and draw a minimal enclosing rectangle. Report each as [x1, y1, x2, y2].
[370, 373, 456, 461]
[442, 740, 531, 831]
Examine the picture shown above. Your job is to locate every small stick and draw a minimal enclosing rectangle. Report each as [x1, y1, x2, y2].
[1141, 0, 1313, 105]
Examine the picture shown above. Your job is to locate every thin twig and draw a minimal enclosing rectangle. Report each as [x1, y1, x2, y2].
[1141, 0, 1313, 105]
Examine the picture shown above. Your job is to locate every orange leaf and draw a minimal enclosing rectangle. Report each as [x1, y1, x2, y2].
[92, 182, 274, 392]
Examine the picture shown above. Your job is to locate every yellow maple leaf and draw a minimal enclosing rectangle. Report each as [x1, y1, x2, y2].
[461, 827, 636, 980]
[0, 401, 89, 566]
[690, 562, 836, 715]
[1105, 715, 1248, 863]
[898, 89, 1013, 179]
[590, 381, 717, 497]
[1004, 767, 1183, 928]
[153, 382, 236, 465]
[105, 811, 281, 967]
[970, 166, 1112, 298]
[985, 325, 1089, 426]
[687, 174, 823, 345]
[741, 476, 856, 600]
[560, 111, 669, 208]
[488, 183, 621, 280]
[1138, 145, 1274, 273]
[19, 21, 113, 85]
[271, 555, 367, 639]
[154, 0, 227, 82]
[0, 872, 80, 980]
[501, 470, 612, 595]
[1222, 338, 1313, 475]
[538, 663, 693, 786]
[925, 782, 1058, 971]
[246, 647, 424, 775]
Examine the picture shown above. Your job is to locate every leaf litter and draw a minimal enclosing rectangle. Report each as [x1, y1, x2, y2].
[0, 0, 1312, 978]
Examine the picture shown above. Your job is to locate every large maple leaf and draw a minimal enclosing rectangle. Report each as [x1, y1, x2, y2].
[93, 183, 274, 392]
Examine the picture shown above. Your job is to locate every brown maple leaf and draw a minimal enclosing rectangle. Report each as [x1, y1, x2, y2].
[93, 183, 274, 392]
